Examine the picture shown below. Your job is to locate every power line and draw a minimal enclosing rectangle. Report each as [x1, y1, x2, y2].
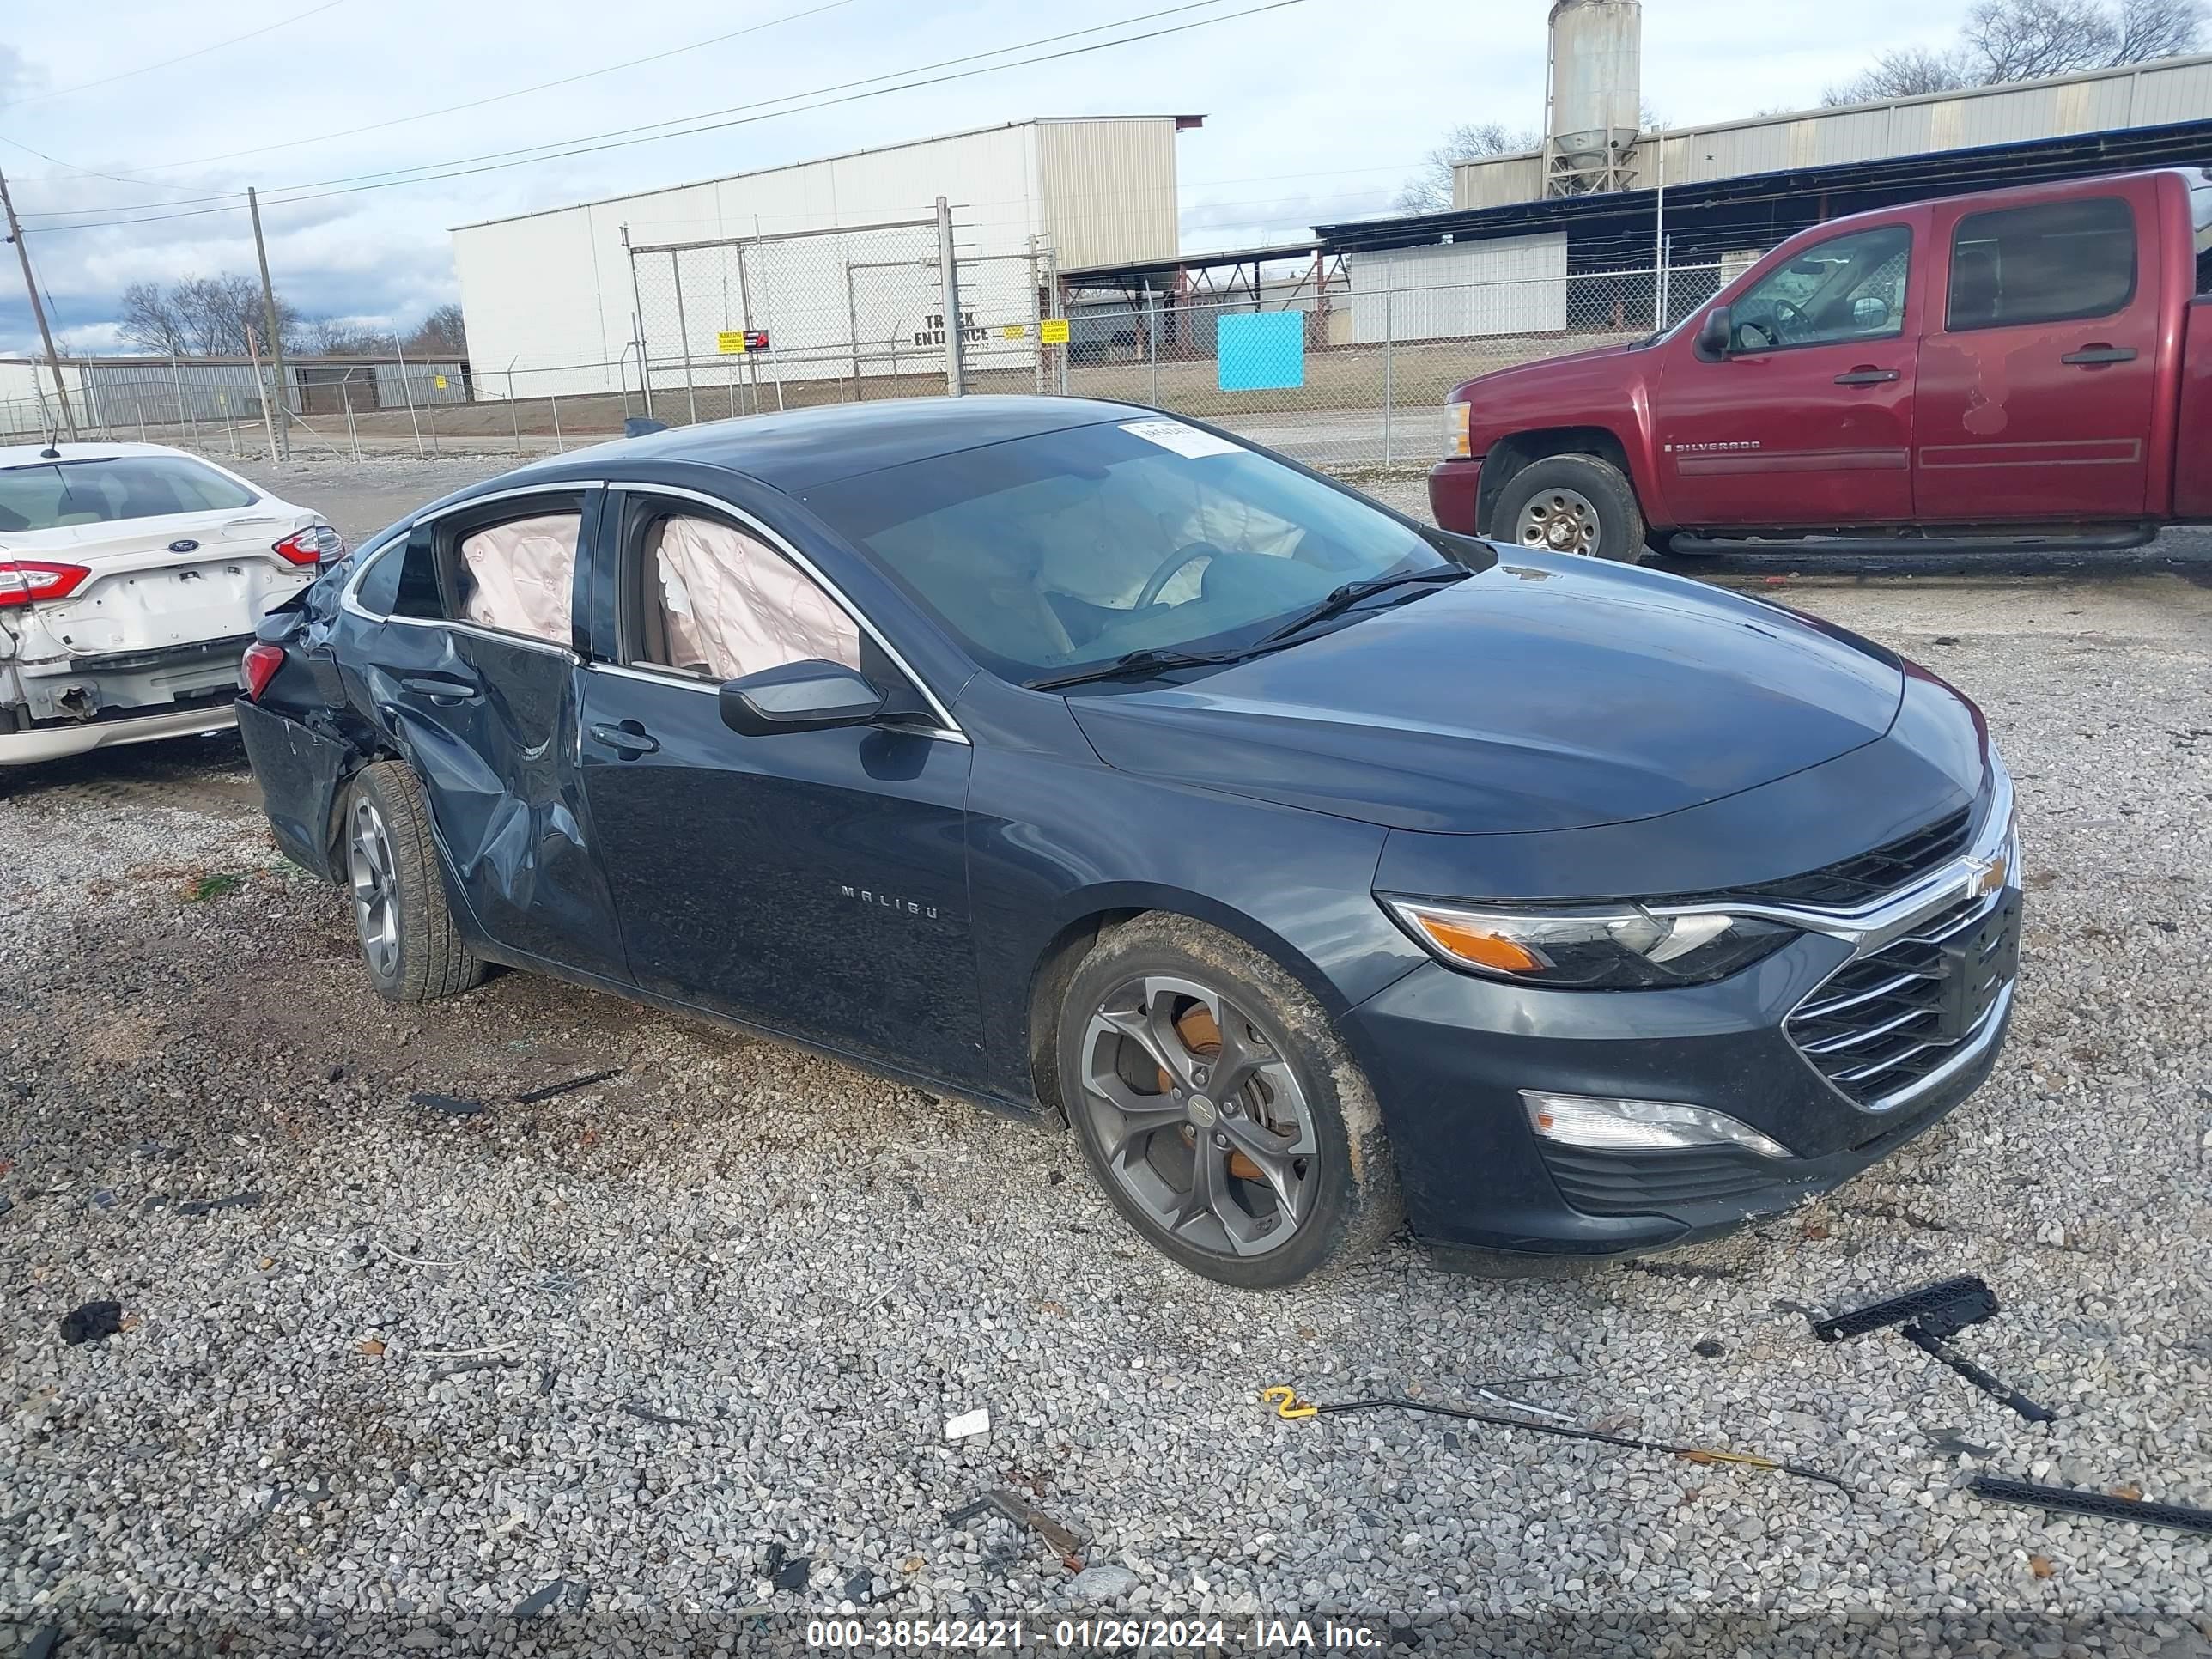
[0, 1, 349, 111]
[24, 0, 1306, 234]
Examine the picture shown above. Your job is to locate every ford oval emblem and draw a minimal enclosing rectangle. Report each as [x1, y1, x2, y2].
[168, 538, 199, 553]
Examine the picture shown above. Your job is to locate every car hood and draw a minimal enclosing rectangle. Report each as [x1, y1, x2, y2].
[1065, 556, 1906, 835]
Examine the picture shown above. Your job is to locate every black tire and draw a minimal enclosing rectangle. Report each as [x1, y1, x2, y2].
[1057, 914, 1401, 1288]
[342, 761, 483, 1004]
[1491, 453, 1646, 564]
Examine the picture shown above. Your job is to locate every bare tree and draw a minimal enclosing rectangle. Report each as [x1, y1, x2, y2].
[406, 303, 467, 356]
[307, 317, 386, 356]
[1395, 122, 1542, 213]
[118, 281, 190, 356]
[1826, 0, 2203, 103]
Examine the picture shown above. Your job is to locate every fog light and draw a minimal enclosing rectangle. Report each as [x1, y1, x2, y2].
[1520, 1091, 1793, 1158]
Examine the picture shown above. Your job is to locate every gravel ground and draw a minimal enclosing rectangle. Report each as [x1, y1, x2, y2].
[3, 454, 2210, 1656]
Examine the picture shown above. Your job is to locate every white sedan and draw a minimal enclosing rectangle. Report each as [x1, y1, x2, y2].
[0, 441, 341, 765]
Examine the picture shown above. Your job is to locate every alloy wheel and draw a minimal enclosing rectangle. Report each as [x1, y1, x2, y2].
[1516, 486, 1601, 556]
[1079, 975, 1319, 1259]
[348, 797, 400, 981]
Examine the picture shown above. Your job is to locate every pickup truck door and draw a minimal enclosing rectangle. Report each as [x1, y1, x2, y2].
[1656, 221, 1919, 529]
[1915, 184, 2162, 520]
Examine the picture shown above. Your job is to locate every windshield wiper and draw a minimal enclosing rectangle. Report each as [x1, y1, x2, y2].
[1253, 564, 1469, 650]
[1025, 647, 1243, 692]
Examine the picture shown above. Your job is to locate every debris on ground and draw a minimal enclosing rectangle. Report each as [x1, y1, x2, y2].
[1813, 1274, 2054, 1422]
[1692, 1338, 1725, 1358]
[512, 1579, 568, 1619]
[1067, 1564, 1139, 1601]
[945, 1487, 1085, 1557]
[1265, 1386, 1851, 1492]
[180, 872, 246, 902]
[944, 1406, 991, 1440]
[410, 1092, 486, 1118]
[60, 1300, 125, 1344]
[174, 1190, 262, 1217]
[620, 1401, 699, 1427]
[764, 1542, 811, 1591]
[1970, 1475, 2212, 1535]
[514, 1069, 622, 1103]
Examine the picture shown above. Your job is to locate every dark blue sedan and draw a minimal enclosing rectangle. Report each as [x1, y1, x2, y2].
[236, 398, 2020, 1287]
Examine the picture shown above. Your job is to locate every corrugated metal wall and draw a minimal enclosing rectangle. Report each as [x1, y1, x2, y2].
[1455, 52, 2212, 207]
[1344, 234, 1569, 342]
[1035, 118, 1179, 270]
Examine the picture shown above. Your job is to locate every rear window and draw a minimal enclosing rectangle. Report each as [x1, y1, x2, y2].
[0, 454, 258, 532]
[1946, 197, 2136, 331]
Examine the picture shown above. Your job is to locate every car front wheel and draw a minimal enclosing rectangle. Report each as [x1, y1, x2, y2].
[1059, 915, 1401, 1287]
[343, 761, 484, 1003]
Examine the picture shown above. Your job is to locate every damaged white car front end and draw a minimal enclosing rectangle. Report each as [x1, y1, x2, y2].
[0, 443, 337, 766]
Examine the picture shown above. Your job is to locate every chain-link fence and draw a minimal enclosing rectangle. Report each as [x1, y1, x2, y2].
[3, 214, 1771, 482]
[624, 210, 1061, 422]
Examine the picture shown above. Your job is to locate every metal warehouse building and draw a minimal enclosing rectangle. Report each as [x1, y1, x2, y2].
[451, 116, 1198, 402]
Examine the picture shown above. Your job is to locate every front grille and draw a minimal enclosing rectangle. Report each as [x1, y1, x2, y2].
[1786, 888, 2021, 1109]
[1538, 1144, 1778, 1217]
[1685, 806, 1975, 908]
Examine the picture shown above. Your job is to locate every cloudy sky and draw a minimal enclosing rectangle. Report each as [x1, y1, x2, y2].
[0, 0, 1962, 356]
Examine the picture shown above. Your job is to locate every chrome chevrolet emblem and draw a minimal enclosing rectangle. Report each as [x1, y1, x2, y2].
[1966, 848, 2010, 897]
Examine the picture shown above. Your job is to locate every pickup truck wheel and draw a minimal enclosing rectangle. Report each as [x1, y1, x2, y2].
[344, 761, 484, 1004]
[1494, 455, 1645, 563]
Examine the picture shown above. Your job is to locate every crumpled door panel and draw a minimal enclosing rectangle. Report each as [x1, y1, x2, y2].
[365, 620, 626, 984]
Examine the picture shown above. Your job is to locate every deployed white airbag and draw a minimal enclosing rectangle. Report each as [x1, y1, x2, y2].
[651, 515, 860, 679]
[459, 514, 579, 645]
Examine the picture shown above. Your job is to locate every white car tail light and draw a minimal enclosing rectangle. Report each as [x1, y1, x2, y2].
[0, 559, 91, 609]
[271, 525, 342, 567]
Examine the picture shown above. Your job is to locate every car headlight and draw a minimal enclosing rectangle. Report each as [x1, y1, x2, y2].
[1382, 896, 1796, 989]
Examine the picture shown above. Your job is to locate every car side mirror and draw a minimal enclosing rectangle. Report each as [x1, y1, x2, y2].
[719, 659, 886, 737]
[1696, 305, 1733, 358]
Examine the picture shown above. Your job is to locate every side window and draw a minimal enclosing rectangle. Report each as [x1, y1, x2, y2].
[1731, 225, 1911, 351]
[1947, 197, 2136, 331]
[624, 507, 861, 681]
[453, 512, 580, 646]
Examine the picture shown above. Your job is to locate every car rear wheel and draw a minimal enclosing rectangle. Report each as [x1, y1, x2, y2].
[344, 761, 483, 1003]
[1493, 454, 1645, 563]
[1059, 915, 1401, 1288]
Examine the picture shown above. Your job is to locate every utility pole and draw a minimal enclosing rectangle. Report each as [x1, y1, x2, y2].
[0, 167, 79, 439]
[247, 186, 289, 459]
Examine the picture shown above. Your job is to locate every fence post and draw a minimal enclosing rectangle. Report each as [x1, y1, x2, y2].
[936, 196, 965, 397]
[1382, 287, 1395, 468]
[343, 371, 360, 462]
[1146, 282, 1158, 405]
[168, 355, 192, 449]
[246, 324, 281, 462]
[507, 356, 524, 453]
[670, 250, 700, 425]
[623, 223, 654, 423]
[393, 337, 426, 459]
[845, 259, 863, 403]
[754, 217, 785, 414]
[1028, 244, 1045, 395]
[550, 389, 564, 453]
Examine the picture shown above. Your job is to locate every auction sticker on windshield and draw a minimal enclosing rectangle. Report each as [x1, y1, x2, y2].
[1121, 418, 1243, 459]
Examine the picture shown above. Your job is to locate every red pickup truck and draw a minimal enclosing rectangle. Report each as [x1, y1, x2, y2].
[1428, 167, 2212, 562]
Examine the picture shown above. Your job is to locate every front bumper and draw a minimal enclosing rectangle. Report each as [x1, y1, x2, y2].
[1426, 458, 1482, 533]
[1347, 795, 2024, 1259]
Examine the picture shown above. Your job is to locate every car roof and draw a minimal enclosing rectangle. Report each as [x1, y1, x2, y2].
[470, 394, 1144, 499]
[0, 440, 203, 470]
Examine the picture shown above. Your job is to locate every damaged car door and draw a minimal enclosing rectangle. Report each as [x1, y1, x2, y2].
[349, 489, 627, 981]
[573, 483, 981, 1079]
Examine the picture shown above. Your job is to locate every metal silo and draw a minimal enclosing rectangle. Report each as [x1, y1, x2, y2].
[1545, 0, 1643, 195]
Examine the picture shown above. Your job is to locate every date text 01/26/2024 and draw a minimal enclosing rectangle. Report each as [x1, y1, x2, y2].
[805, 1619, 1395, 1650]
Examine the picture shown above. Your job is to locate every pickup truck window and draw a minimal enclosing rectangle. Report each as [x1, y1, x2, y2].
[1730, 225, 1910, 353]
[1947, 197, 2135, 331]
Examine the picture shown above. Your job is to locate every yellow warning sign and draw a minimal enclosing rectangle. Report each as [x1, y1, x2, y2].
[1000, 324, 1028, 340]
[434, 374, 448, 390]
[1039, 318, 1070, 345]
[716, 331, 750, 355]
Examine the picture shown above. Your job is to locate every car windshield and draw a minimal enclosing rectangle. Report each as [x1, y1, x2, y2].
[800, 418, 1450, 683]
[0, 454, 258, 532]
